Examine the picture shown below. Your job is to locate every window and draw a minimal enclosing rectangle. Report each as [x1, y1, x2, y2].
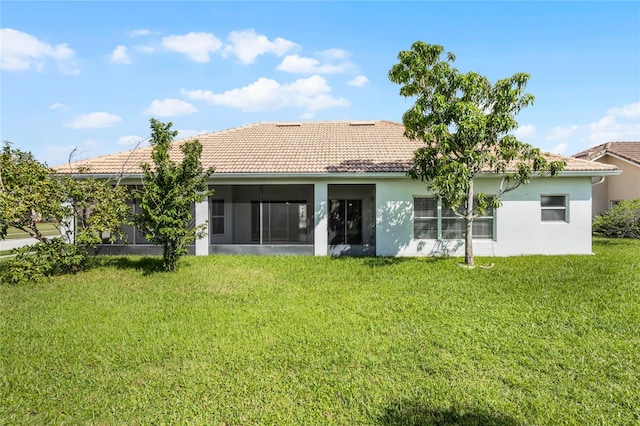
[211, 199, 225, 235]
[329, 199, 362, 244]
[414, 197, 494, 240]
[541, 195, 567, 222]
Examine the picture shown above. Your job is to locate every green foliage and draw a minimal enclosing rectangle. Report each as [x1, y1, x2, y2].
[1, 238, 87, 284]
[0, 142, 69, 241]
[0, 142, 130, 283]
[61, 176, 130, 246]
[136, 119, 214, 272]
[1, 239, 639, 424]
[389, 42, 565, 266]
[593, 198, 640, 238]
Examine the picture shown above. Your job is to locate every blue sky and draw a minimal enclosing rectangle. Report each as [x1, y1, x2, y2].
[2, 1, 639, 166]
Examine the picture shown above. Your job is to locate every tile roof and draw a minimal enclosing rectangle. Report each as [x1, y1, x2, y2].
[56, 121, 618, 176]
[573, 141, 640, 166]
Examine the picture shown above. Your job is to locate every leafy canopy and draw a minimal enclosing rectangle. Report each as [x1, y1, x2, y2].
[0, 143, 69, 241]
[0, 142, 130, 283]
[389, 42, 565, 266]
[593, 198, 640, 239]
[136, 119, 214, 272]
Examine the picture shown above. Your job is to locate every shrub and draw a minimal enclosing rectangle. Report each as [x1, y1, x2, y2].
[1, 238, 88, 285]
[593, 198, 640, 239]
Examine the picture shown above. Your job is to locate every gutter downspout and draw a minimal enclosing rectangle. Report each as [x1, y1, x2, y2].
[591, 176, 605, 186]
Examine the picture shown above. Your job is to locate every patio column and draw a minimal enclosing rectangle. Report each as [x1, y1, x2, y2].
[314, 182, 328, 255]
[195, 197, 209, 256]
[61, 201, 75, 244]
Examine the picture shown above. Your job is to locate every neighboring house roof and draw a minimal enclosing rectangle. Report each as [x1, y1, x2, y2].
[573, 141, 640, 166]
[56, 121, 618, 176]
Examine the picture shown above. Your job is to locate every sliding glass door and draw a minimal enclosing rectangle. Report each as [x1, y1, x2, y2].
[328, 199, 362, 245]
[252, 201, 309, 243]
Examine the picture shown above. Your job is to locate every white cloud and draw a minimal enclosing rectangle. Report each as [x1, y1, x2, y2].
[548, 143, 568, 155]
[348, 75, 369, 87]
[110, 45, 131, 64]
[64, 112, 122, 129]
[117, 135, 144, 146]
[224, 29, 297, 64]
[128, 29, 151, 37]
[143, 98, 197, 117]
[0, 28, 79, 74]
[605, 102, 640, 118]
[182, 75, 348, 115]
[513, 124, 536, 139]
[543, 102, 640, 153]
[546, 125, 578, 141]
[162, 32, 223, 62]
[49, 102, 68, 110]
[317, 48, 349, 60]
[587, 102, 640, 145]
[134, 44, 155, 53]
[277, 54, 354, 74]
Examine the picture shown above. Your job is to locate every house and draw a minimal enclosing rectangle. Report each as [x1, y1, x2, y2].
[59, 121, 619, 257]
[573, 142, 640, 216]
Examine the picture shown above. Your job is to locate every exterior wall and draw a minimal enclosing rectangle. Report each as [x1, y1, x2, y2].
[375, 176, 594, 257]
[592, 155, 640, 216]
[93, 175, 596, 257]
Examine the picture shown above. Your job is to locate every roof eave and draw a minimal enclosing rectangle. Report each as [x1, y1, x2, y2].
[598, 152, 640, 167]
[207, 172, 411, 179]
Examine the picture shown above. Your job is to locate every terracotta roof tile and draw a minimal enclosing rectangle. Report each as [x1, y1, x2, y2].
[56, 121, 618, 175]
[573, 141, 640, 165]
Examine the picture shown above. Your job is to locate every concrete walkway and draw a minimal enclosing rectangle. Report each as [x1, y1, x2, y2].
[0, 237, 40, 252]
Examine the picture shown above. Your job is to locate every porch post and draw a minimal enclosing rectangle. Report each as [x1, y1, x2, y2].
[61, 201, 75, 244]
[314, 182, 328, 256]
[195, 197, 209, 256]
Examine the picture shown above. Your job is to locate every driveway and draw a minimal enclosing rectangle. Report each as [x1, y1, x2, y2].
[0, 237, 40, 252]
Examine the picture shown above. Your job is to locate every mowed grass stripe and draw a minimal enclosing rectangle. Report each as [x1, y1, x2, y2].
[1, 238, 638, 425]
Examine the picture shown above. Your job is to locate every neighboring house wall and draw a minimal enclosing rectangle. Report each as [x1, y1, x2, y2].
[591, 155, 640, 216]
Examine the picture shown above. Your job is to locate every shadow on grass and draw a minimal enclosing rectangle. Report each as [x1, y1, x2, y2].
[329, 256, 452, 268]
[88, 256, 165, 275]
[592, 236, 636, 247]
[379, 401, 522, 426]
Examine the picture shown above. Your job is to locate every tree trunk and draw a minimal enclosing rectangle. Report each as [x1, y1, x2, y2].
[464, 183, 475, 267]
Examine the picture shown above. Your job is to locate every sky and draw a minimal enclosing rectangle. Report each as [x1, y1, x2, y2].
[1, 1, 639, 167]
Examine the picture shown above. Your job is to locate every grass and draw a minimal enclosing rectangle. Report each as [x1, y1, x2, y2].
[3, 223, 60, 240]
[1, 238, 639, 425]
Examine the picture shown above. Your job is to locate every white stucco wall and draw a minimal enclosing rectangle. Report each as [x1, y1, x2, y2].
[375, 176, 594, 257]
[202, 174, 595, 257]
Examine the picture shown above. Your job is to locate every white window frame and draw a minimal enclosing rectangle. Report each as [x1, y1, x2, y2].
[540, 195, 568, 223]
[413, 197, 495, 240]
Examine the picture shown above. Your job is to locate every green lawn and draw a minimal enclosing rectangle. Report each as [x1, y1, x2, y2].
[3, 223, 61, 240]
[1, 238, 639, 425]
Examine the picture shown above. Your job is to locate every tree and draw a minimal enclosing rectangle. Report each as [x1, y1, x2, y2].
[593, 198, 640, 239]
[136, 119, 214, 272]
[0, 142, 130, 283]
[389, 42, 565, 267]
[0, 142, 68, 242]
